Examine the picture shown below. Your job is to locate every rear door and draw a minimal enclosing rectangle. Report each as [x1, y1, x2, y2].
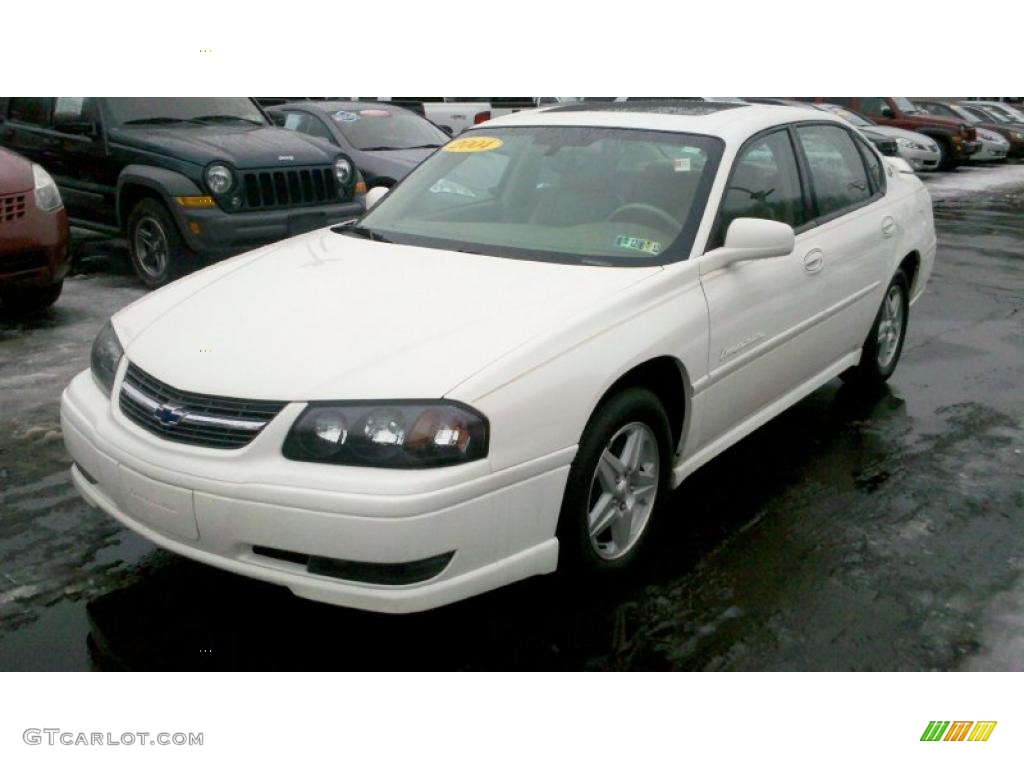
[793, 123, 892, 353]
[697, 128, 824, 445]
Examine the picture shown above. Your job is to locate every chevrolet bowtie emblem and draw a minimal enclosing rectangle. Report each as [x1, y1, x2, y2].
[154, 404, 186, 426]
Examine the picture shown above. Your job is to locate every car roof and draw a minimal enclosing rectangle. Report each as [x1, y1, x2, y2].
[480, 100, 839, 143]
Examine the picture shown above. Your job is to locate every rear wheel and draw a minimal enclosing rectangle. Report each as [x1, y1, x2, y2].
[127, 198, 193, 289]
[557, 388, 672, 576]
[936, 139, 956, 171]
[843, 270, 910, 386]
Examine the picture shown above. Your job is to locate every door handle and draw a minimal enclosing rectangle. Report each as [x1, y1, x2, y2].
[881, 216, 897, 237]
[803, 249, 824, 274]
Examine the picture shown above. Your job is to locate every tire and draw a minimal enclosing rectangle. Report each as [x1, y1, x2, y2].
[0, 280, 63, 313]
[936, 139, 955, 171]
[126, 198, 193, 289]
[557, 387, 672, 577]
[842, 270, 910, 386]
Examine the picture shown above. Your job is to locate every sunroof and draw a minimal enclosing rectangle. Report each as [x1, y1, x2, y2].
[547, 100, 748, 116]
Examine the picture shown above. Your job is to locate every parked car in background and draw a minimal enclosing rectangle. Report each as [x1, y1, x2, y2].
[812, 104, 940, 171]
[914, 99, 1018, 160]
[962, 100, 1024, 125]
[63, 102, 935, 613]
[806, 98, 979, 169]
[383, 98, 494, 135]
[272, 101, 448, 189]
[743, 98, 901, 158]
[955, 103, 1024, 157]
[0, 147, 70, 311]
[0, 97, 364, 288]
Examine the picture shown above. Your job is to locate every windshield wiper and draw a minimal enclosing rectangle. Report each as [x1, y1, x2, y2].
[361, 144, 442, 151]
[122, 117, 199, 126]
[193, 114, 264, 125]
[333, 223, 391, 243]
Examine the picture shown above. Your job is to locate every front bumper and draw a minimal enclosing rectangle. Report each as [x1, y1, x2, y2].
[0, 202, 70, 290]
[953, 140, 982, 161]
[171, 199, 364, 260]
[899, 146, 941, 172]
[61, 368, 569, 613]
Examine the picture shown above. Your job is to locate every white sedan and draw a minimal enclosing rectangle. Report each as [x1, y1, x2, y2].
[61, 103, 936, 613]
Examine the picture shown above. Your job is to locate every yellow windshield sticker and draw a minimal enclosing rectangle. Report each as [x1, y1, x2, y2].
[615, 235, 663, 255]
[443, 136, 504, 153]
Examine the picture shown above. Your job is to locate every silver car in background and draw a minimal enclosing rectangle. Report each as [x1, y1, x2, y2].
[973, 126, 1010, 162]
[815, 103, 941, 172]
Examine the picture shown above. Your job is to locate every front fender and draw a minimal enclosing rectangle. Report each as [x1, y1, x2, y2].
[116, 165, 205, 229]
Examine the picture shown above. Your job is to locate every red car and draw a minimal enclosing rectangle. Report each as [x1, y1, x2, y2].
[0, 146, 70, 311]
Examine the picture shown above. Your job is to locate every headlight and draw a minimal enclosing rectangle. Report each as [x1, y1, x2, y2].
[32, 163, 63, 212]
[90, 321, 124, 397]
[1010, 131, 1024, 141]
[334, 157, 353, 186]
[283, 401, 488, 468]
[204, 163, 234, 195]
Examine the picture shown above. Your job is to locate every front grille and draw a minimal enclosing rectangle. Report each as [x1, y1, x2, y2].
[119, 363, 286, 449]
[1, 250, 47, 273]
[240, 167, 338, 210]
[1, 194, 27, 222]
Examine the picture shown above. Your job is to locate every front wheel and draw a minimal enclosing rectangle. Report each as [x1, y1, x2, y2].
[843, 270, 910, 386]
[557, 388, 672, 576]
[127, 198, 193, 289]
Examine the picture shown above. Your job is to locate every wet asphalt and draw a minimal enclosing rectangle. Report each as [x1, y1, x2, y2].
[1, 166, 1022, 671]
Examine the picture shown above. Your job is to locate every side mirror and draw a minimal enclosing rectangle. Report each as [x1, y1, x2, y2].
[880, 105, 894, 118]
[439, 125, 454, 136]
[55, 120, 98, 138]
[700, 218, 794, 276]
[364, 186, 389, 210]
[266, 109, 287, 127]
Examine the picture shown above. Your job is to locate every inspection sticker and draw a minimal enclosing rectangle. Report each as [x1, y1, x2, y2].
[442, 136, 504, 153]
[332, 110, 359, 122]
[615, 235, 662, 255]
[674, 157, 691, 172]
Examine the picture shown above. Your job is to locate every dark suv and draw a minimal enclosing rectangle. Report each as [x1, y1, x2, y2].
[805, 97, 980, 170]
[0, 98, 364, 287]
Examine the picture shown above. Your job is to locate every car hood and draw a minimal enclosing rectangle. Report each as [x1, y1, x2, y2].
[114, 230, 660, 401]
[109, 125, 340, 168]
[354, 148, 436, 182]
[0, 147, 33, 193]
[868, 126, 937, 147]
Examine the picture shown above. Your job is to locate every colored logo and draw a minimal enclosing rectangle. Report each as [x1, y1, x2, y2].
[154, 403, 186, 427]
[921, 721, 997, 742]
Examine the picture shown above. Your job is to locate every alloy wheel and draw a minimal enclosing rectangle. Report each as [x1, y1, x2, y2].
[133, 216, 170, 280]
[876, 283, 904, 369]
[587, 421, 660, 561]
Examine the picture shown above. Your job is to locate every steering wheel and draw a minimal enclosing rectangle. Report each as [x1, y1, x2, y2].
[606, 203, 682, 231]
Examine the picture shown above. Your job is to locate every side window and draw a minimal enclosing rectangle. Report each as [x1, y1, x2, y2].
[282, 111, 336, 145]
[8, 97, 52, 126]
[53, 97, 99, 131]
[854, 135, 885, 194]
[714, 129, 806, 246]
[859, 98, 889, 118]
[797, 125, 873, 218]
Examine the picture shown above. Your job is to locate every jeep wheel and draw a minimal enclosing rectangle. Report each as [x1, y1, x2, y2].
[127, 198, 192, 289]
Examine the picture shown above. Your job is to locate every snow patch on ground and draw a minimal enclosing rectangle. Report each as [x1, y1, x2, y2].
[923, 163, 1024, 199]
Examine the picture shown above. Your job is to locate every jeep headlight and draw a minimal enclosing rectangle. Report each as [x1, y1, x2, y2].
[283, 401, 488, 468]
[205, 163, 234, 195]
[90, 321, 124, 397]
[334, 157, 353, 186]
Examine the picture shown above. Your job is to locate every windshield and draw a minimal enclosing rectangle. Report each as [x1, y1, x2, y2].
[352, 126, 723, 266]
[892, 97, 923, 115]
[327, 106, 448, 150]
[107, 98, 267, 126]
[978, 102, 1024, 122]
[820, 104, 872, 127]
[973, 105, 1012, 124]
[949, 104, 981, 124]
